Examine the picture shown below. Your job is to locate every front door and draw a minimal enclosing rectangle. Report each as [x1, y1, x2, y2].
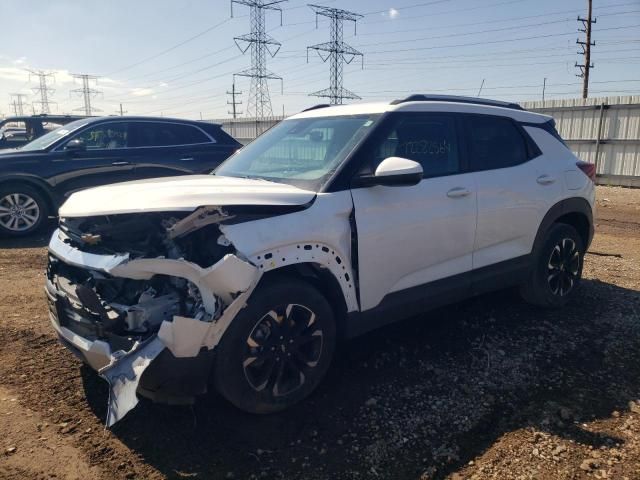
[49, 121, 136, 199]
[351, 112, 477, 311]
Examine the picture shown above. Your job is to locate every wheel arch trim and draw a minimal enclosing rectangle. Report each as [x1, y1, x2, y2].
[247, 242, 359, 313]
[0, 175, 57, 210]
[532, 197, 594, 254]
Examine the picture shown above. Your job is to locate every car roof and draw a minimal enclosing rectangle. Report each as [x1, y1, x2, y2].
[80, 116, 222, 127]
[290, 95, 552, 124]
[0, 114, 87, 123]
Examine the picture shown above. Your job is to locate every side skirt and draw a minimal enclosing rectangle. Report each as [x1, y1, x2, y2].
[344, 254, 532, 338]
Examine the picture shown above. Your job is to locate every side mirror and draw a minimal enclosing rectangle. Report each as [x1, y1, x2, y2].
[64, 138, 86, 152]
[354, 157, 423, 187]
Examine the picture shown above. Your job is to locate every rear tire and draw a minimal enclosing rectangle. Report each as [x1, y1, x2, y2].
[520, 223, 584, 308]
[213, 278, 336, 414]
[0, 184, 49, 237]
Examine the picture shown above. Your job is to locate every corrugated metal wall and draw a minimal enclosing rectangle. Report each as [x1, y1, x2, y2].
[206, 116, 284, 145]
[523, 95, 640, 186]
[208, 95, 640, 187]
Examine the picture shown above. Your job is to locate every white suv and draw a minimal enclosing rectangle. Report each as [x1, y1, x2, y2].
[46, 96, 595, 424]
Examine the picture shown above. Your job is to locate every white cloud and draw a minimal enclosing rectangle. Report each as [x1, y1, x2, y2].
[0, 67, 29, 83]
[130, 87, 154, 97]
[388, 7, 399, 19]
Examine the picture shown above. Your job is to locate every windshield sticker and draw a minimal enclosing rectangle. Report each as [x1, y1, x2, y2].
[363, 120, 373, 127]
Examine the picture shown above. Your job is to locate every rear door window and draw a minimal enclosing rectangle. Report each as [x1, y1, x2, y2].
[130, 122, 212, 147]
[466, 115, 529, 171]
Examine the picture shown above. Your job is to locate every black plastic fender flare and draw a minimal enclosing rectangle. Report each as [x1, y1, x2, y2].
[531, 197, 594, 255]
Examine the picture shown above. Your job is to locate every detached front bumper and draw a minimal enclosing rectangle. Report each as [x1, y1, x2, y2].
[46, 228, 261, 425]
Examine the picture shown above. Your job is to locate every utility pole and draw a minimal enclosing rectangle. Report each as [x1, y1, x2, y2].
[227, 82, 243, 118]
[231, 0, 286, 119]
[70, 74, 102, 116]
[9, 94, 28, 116]
[307, 4, 363, 105]
[575, 0, 595, 99]
[477, 78, 485, 97]
[542, 77, 547, 103]
[117, 103, 127, 116]
[28, 70, 56, 114]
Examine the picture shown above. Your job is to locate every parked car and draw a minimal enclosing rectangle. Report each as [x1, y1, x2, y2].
[0, 114, 86, 150]
[45, 95, 595, 425]
[0, 116, 241, 236]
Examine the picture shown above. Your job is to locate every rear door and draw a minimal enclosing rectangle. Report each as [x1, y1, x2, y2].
[49, 121, 136, 199]
[465, 114, 562, 270]
[130, 121, 228, 178]
[351, 112, 477, 312]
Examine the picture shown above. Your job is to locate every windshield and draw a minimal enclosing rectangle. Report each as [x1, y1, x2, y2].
[19, 119, 90, 151]
[214, 114, 379, 191]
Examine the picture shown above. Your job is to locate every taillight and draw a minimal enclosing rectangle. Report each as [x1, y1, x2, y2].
[576, 161, 596, 182]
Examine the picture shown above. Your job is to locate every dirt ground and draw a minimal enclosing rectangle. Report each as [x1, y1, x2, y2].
[0, 185, 639, 480]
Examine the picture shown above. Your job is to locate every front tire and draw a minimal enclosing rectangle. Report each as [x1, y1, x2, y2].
[0, 185, 49, 237]
[213, 278, 336, 414]
[521, 223, 585, 308]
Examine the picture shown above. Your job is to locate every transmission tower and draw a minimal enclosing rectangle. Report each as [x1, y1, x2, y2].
[28, 70, 56, 114]
[70, 74, 102, 116]
[231, 0, 286, 118]
[575, 0, 595, 99]
[227, 82, 243, 118]
[9, 94, 28, 116]
[307, 4, 363, 105]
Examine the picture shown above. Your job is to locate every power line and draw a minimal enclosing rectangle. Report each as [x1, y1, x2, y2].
[232, 0, 287, 118]
[307, 4, 363, 104]
[105, 18, 232, 76]
[360, 0, 451, 16]
[71, 74, 102, 116]
[361, 0, 526, 25]
[358, 23, 640, 55]
[28, 70, 56, 114]
[576, 0, 596, 98]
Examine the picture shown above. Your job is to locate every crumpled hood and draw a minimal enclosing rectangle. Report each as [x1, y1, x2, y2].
[59, 175, 316, 217]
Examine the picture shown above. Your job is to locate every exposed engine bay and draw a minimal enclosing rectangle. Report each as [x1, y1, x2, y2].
[47, 207, 263, 426]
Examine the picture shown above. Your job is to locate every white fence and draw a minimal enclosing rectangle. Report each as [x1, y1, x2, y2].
[207, 116, 284, 145]
[523, 95, 640, 187]
[208, 95, 640, 187]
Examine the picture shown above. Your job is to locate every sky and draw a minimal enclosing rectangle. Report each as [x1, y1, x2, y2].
[1, 0, 639, 120]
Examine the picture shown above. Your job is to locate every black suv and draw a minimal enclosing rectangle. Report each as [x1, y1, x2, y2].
[0, 116, 240, 237]
[0, 114, 87, 150]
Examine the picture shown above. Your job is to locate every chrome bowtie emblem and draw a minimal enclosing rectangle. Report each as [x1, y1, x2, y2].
[81, 233, 102, 245]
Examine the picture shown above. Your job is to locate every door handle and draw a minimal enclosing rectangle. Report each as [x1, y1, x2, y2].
[446, 187, 471, 198]
[536, 175, 556, 185]
[111, 161, 130, 166]
[179, 157, 195, 162]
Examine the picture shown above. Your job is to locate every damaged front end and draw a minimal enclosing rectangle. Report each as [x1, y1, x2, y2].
[46, 208, 261, 426]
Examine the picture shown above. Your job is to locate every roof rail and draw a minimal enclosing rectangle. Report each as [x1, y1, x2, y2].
[390, 94, 523, 111]
[301, 104, 331, 112]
